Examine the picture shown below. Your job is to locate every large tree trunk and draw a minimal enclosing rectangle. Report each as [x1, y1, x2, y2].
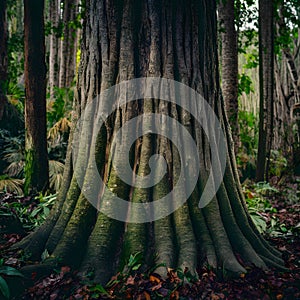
[218, 0, 239, 154]
[24, 0, 49, 194]
[256, 0, 274, 182]
[17, 0, 284, 284]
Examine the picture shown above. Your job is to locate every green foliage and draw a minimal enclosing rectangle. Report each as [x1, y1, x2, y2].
[235, 0, 258, 51]
[243, 182, 278, 234]
[7, 82, 25, 115]
[6, 0, 24, 91]
[242, 182, 296, 237]
[88, 284, 110, 298]
[269, 150, 288, 178]
[0, 193, 56, 231]
[47, 86, 73, 129]
[23, 148, 35, 196]
[44, 20, 64, 38]
[29, 193, 56, 227]
[0, 127, 65, 193]
[243, 51, 259, 69]
[238, 111, 258, 152]
[274, 0, 300, 55]
[47, 86, 72, 164]
[7, 33, 24, 87]
[238, 47, 258, 96]
[238, 29, 258, 52]
[238, 73, 254, 96]
[0, 259, 24, 299]
[1, 131, 25, 178]
[237, 111, 258, 180]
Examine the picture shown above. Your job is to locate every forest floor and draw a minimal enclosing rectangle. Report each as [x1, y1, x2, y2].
[0, 176, 299, 299]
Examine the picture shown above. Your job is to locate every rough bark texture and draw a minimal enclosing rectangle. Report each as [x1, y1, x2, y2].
[273, 58, 292, 153]
[272, 5, 299, 160]
[16, 0, 284, 286]
[24, 0, 49, 194]
[59, 0, 79, 88]
[218, 0, 239, 154]
[256, 0, 274, 182]
[49, 0, 61, 98]
[0, 0, 8, 120]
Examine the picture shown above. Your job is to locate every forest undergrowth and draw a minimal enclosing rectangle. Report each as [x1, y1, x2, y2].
[0, 175, 299, 299]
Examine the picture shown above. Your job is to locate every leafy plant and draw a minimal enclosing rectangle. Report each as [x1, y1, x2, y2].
[47, 86, 73, 129]
[49, 160, 64, 192]
[47, 87, 72, 163]
[269, 150, 288, 178]
[29, 193, 57, 228]
[237, 111, 259, 181]
[0, 129, 64, 193]
[238, 111, 258, 154]
[0, 175, 24, 195]
[7, 82, 25, 115]
[243, 182, 279, 234]
[0, 259, 24, 299]
[2, 135, 25, 178]
[0, 193, 56, 231]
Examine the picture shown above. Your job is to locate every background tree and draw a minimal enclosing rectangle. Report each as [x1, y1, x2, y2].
[218, 0, 240, 154]
[274, 1, 300, 174]
[0, 0, 23, 135]
[256, 0, 275, 182]
[0, 0, 8, 121]
[24, 0, 49, 194]
[58, 0, 80, 88]
[16, 0, 284, 285]
[48, 0, 61, 98]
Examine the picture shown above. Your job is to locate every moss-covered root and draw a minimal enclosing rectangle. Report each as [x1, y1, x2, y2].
[120, 133, 153, 269]
[172, 140, 198, 274]
[79, 167, 129, 283]
[152, 172, 175, 276]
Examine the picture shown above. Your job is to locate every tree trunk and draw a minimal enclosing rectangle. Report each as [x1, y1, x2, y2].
[0, 0, 8, 120]
[58, 0, 79, 88]
[48, 0, 61, 98]
[218, 0, 240, 154]
[256, 0, 274, 182]
[17, 0, 284, 285]
[273, 57, 292, 154]
[24, 0, 49, 194]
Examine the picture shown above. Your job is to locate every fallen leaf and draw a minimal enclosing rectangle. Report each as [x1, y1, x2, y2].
[150, 275, 160, 283]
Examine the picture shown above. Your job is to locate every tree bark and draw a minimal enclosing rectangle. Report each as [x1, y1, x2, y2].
[0, 0, 8, 120]
[16, 0, 284, 285]
[24, 0, 49, 194]
[58, 0, 79, 88]
[256, 0, 274, 182]
[49, 0, 61, 98]
[218, 0, 240, 155]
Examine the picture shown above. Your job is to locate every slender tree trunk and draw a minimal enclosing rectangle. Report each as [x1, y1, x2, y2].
[256, 0, 274, 182]
[24, 0, 49, 194]
[0, 0, 24, 134]
[16, 0, 284, 286]
[218, 0, 240, 154]
[0, 0, 8, 120]
[58, 0, 79, 88]
[273, 58, 291, 153]
[49, 0, 61, 98]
